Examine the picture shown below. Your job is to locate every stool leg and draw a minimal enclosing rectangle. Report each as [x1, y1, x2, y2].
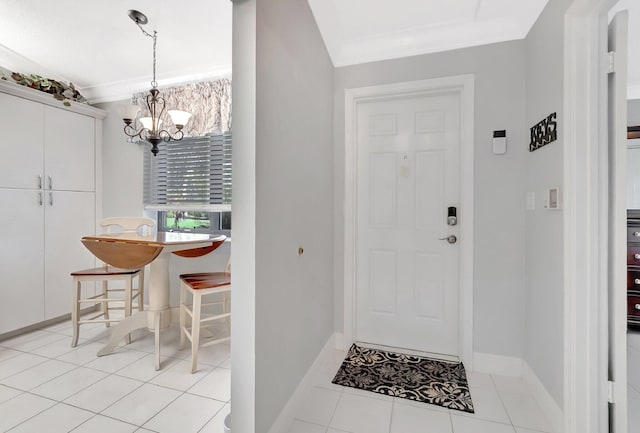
[138, 269, 145, 312]
[102, 280, 110, 327]
[191, 292, 202, 374]
[224, 294, 231, 335]
[124, 276, 132, 345]
[71, 278, 80, 347]
[179, 282, 187, 350]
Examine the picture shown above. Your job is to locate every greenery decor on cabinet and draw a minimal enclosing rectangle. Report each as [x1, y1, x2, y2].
[0, 71, 87, 106]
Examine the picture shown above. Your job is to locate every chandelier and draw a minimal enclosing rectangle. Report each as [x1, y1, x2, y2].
[120, 10, 192, 156]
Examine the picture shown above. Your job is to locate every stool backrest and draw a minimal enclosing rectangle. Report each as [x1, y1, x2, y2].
[101, 217, 156, 236]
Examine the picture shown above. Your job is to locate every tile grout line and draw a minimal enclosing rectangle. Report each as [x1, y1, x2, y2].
[489, 374, 517, 429]
[324, 384, 347, 433]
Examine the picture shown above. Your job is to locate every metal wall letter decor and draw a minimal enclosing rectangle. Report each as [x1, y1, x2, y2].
[529, 112, 557, 152]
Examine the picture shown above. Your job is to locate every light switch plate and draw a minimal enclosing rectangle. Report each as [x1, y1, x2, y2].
[544, 187, 560, 209]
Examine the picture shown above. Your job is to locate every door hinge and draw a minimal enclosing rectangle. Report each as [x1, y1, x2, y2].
[608, 51, 616, 74]
[608, 380, 615, 403]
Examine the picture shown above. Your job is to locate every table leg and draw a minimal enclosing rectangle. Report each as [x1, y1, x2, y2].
[97, 312, 149, 357]
[148, 253, 172, 329]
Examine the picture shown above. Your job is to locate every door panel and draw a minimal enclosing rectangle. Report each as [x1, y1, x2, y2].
[0, 189, 44, 333]
[0, 93, 44, 190]
[44, 191, 95, 320]
[44, 107, 95, 192]
[356, 91, 460, 355]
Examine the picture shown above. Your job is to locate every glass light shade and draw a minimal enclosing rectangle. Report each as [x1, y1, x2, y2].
[119, 104, 140, 121]
[168, 110, 192, 126]
[140, 117, 162, 130]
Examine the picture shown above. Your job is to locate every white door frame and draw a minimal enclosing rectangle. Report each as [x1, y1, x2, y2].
[343, 75, 475, 368]
[563, 0, 621, 432]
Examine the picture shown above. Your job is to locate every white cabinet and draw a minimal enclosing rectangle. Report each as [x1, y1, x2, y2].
[0, 81, 105, 334]
[0, 190, 45, 333]
[0, 93, 44, 190]
[44, 106, 95, 192]
[45, 191, 95, 320]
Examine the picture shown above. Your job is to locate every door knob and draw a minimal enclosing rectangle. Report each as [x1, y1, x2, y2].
[439, 235, 457, 244]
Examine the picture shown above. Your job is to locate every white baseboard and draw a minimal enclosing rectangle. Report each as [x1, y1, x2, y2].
[473, 352, 523, 377]
[268, 333, 337, 433]
[522, 361, 564, 433]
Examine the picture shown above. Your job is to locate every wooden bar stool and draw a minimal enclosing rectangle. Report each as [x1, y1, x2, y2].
[179, 262, 231, 373]
[70, 217, 157, 347]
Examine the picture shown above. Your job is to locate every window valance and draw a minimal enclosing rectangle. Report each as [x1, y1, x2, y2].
[132, 79, 231, 137]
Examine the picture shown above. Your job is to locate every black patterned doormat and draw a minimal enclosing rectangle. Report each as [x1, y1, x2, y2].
[332, 344, 474, 413]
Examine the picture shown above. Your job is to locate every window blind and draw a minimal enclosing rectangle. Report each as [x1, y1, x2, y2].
[144, 132, 232, 210]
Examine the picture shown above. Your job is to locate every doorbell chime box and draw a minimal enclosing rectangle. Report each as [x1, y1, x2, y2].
[493, 130, 507, 154]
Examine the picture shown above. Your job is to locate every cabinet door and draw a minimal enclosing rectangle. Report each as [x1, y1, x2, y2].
[0, 93, 44, 189]
[0, 189, 45, 333]
[44, 190, 95, 320]
[44, 107, 95, 192]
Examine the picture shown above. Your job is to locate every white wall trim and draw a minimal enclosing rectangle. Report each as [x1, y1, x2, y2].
[343, 75, 475, 369]
[472, 352, 523, 377]
[563, 1, 620, 433]
[268, 334, 337, 433]
[523, 361, 564, 433]
[80, 68, 232, 104]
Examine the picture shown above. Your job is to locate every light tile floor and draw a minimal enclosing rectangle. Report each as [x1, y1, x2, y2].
[1, 318, 556, 433]
[287, 347, 555, 433]
[0, 319, 230, 433]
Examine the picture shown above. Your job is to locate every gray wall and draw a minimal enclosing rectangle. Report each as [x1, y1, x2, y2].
[333, 41, 528, 359]
[629, 99, 640, 125]
[96, 100, 145, 218]
[523, 0, 573, 408]
[253, 0, 334, 431]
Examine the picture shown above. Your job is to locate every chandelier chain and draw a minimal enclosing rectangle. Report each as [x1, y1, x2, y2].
[124, 10, 190, 156]
[135, 22, 158, 89]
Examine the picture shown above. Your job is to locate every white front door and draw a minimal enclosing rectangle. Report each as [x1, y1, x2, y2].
[355, 91, 461, 356]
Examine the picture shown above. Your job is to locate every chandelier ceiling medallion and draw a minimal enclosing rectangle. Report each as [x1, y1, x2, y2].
[120, 10, 192, 156]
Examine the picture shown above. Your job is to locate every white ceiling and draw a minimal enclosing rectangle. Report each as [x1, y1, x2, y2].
[0, 0, 232, 103]
[0, 0, 555, 103]
[307, 0, 550, 67]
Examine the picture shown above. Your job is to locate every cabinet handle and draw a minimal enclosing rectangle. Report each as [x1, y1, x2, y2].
[38, 192, 42, 206]
[48, 176, 52, 190]
[38, 174, 42, 189]
[635, 304, 640, 311]
[635, 232, 640, 237]
[635, 279, 640, 285]
[635, 254, 640, 260]
[49, 192, 53, 206]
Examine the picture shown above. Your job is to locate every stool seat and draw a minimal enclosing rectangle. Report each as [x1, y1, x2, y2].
[71, 266, 140, 276]
[180, 272, 231, 290]
[179, 268, 231, 373]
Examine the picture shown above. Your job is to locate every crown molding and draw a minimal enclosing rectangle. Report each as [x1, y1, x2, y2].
[333, 17, 528, 67]
[80, 67, 233, 104]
